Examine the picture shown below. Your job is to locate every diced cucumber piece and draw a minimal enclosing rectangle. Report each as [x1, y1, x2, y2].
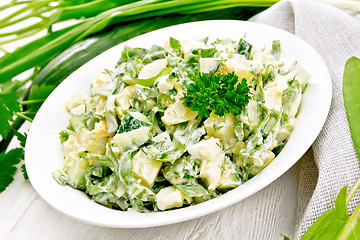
[218, 157, 241, 190]
[113, 127, 150, 152]
[119, 111, 151, 134]
[63, 152, 89, 189]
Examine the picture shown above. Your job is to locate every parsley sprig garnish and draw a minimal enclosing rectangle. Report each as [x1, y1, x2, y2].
[0, 84, 53, 192]
[59, 130, 70, 143]
[183, 71, 251, 118]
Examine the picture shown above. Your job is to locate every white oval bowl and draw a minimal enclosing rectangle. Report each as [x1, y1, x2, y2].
[25, 20, 332, 228]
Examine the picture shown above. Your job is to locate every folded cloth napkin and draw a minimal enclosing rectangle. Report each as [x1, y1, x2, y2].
[250, 0, 360, 238]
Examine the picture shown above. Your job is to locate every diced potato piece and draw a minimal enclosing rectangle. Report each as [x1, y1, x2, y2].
[76, 129, 108, 155]
[253, 51, 279, 67]
[87, 136, 108, 155]
[138, 59, 167, 79]
[252, 150, 275, 167]
[276, 120, 295, 143]
[200, 58, 222, 73]
[187, 137, 224, 163]
[264, 87, 282, 112]
[286, 67, 310, 92]
[93, 72, 111, 91]
[246, 100, 261, 130]
[93, 120, 108, 136]
[156, 186, 183, 210]
[251, 150, 276, 175]
[158, 75, 176, 93]
[218, 54, 254, 83]
[70, 104, 86, 116]
[218, 157, 241, 189]
[114, 183, 126, 198]
[264, 74, 288, 92]
[200, 161, 222, 191]
[65, 91, 88, 112]
[288, 93, 302, 118]
[204, 112, 239, 149]
[114, 85, 137, 119]
[231, 141, 246, 156]
[181, 39, 208, 55]
[95, 96, 107, 116]
[63, 134, 80, 155]
[215, 43, 236, 59]
[63, 152, 89, 189]
[113, 127, 150, 152]
[188, 137, 225, 190]
[161, 99, 198, 125]
[132, 147, 162, 187]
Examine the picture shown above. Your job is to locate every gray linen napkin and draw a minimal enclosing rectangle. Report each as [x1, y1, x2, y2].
[250, 0, 360, 238]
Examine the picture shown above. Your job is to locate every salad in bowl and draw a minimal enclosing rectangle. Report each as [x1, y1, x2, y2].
[53, 35, 309, 212]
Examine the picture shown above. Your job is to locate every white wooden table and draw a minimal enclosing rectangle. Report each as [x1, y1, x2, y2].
[0, 152, 300, 240]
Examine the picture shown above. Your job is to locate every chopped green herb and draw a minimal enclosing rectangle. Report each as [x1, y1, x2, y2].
[0, 148, 24, 192]
[271, 40, 281, 60]
[183, 71, 252, 118]
[0, 94, 21, 139]
[237, 38, 252, 59]
[59, 130, 70, 143]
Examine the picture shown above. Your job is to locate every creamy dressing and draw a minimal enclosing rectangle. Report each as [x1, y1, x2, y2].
[54, 36, 310, 212]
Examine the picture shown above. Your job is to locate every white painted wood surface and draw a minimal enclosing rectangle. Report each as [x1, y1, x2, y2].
[0, 160, 299, 240]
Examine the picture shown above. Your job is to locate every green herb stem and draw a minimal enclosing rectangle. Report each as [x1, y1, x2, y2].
[346, 176, 360, 205]
[0, 21, 47, 38]
[0, 0, 52, 25]
[338, 200, 360, 239]
[0, 117, 24, 153]
[20, 99, 44, 105]
[14, 112, 33, 123]
[0, 28, 45, 46]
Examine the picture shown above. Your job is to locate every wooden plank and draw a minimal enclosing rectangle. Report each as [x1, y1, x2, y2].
[4, 164, 299, 240]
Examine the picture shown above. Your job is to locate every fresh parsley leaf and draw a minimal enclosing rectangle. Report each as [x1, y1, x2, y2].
[14, 131, 27, 148]
[183, 71, 251, 118]
[21, 164, 28, 180]
[0, 79, 27, 96]
[0, 94, 21, 139]
[0, 148, 23, 192]
[59, 130, 69, 143]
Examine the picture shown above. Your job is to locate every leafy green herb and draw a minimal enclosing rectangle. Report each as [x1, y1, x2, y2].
[59, 130, 70, 143]
[14, 131, 27, 148]
[237, 38, 252, 59]
[300, 184, 360, 239]
[271, 40, 281, 60]
[343, 56, 360, 158]
[21, 164, 28, 180]
[169, 37, 181, 50]
[0, 148, 24, 192]
[183, 71, 251, 118]
[0, 94, 21, 139]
